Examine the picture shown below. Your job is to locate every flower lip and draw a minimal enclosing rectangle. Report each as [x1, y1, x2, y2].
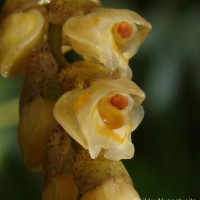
[97, 95, 126, 130]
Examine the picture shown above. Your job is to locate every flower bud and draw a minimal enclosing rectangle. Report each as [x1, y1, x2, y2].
[18, 95, 57, 171]
[81, 180, 140, 200]
[0, 9, 45, 77]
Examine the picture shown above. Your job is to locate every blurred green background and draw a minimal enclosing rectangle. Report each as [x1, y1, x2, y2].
[0, 0, 200, 199]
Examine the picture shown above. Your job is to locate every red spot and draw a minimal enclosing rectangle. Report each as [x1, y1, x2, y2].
[117, 21, 133, 38]
[110, 94, 128, 110]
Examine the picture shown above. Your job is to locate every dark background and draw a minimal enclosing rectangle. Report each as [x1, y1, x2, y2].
[0, 0, 200, 199]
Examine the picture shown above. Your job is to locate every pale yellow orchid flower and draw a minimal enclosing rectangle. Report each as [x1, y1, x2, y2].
[63, 8, 151, 72]
[54, 78, 145, 160]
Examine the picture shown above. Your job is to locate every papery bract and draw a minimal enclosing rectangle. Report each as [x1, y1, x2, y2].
[54, 79, 145, 160]
[63, 8, 151, 72]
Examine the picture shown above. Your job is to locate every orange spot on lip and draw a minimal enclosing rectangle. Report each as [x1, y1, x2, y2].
[99, 110, 124, 130]
[117, 21, 133, 38]
[110, 94, 128, 110]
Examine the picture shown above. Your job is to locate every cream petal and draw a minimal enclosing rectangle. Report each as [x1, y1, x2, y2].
[63, 8, 151, 71]
[88, 145, 101, 159]
[53, 90, 88, 148]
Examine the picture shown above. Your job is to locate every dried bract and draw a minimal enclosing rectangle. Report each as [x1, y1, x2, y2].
[49, 0, 101, 25]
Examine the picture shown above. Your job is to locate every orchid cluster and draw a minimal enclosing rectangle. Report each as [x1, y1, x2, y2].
[0, 0, 151, 199]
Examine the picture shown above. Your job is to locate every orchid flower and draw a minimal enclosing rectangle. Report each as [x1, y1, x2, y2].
[63, 8, 151, 72]
[54, 78, 145, 160]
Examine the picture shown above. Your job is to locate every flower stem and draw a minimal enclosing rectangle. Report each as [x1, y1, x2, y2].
[48, 23, 69, 69]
